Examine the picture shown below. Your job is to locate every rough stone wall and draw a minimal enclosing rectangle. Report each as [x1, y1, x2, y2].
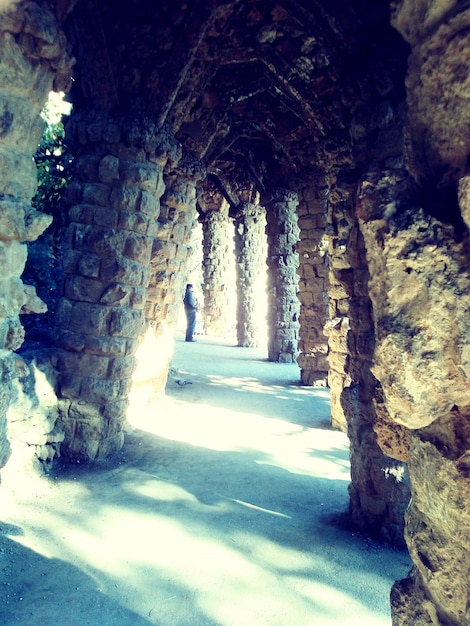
[381, 3, 470, 623]
[200, 200, 231, 337]
[296, 174, 329, 386]
[234, 201, 267, 347]
[360, 174, 470, 624]
[0, 1, 72, 472]
[325, 164, 411, 548]
[264, 189, 301, 363]
[54, 109, 173, 460]
[319, 12, 413, 547]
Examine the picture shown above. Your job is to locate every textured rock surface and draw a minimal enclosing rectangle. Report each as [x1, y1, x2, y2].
[234, 200, 267, 348]
[200, 190, 232, 337]
[265, 189, 301, 363]
[0, 0, 72, 468]
[54, 109, 179, 459]
[297, 174, 329, 386]
[0, 1, 469, 622]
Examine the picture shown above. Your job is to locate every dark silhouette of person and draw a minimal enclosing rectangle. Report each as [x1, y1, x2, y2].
[183, 283, 198, 342]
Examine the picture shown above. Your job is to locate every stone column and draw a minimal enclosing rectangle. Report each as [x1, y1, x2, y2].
[358, 168, 470, 625]
[325, 167, 411, 548]
[132, 152, 205, 401]
[200, 200, 231, 337]
[54, 109, 170, 460]
[233, 201, 267, 347]
[382, 4, 470, 621]
[146, 152, 205, 333]
[264, 188, 300, 363]
[0, 2, 72, 470]
[296, 174, 330, 386]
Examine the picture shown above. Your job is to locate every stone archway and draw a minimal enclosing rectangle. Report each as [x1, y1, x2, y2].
[0, 2, 469, 623]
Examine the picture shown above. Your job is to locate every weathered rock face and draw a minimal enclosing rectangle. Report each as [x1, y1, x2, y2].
[359, 170, 470, 624]
[0, 0, 72, 467]
[0, 0, 469, 622]
[384, 4, 470, 621]
[392, 2, 470, 193]
[326, 164, 412, 548]
[6, 348, 63, 468]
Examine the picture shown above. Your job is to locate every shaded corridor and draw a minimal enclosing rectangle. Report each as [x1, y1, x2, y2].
[0, 334, 411, 625]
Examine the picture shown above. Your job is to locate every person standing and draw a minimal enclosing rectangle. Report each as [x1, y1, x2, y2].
[183, 283, 198, 342]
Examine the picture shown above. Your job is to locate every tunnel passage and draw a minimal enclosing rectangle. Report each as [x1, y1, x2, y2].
[0, 1, 470, 624]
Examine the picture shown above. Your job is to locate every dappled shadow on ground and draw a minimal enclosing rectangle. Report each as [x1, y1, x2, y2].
[0, 336, 411, 626]
[0, 525, 155, 626]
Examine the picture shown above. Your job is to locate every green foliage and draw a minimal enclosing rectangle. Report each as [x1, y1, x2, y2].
[22, 114, 73, 339]
[32, 117, 72, 221]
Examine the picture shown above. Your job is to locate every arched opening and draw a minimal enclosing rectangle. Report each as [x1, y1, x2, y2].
[0, 1, 469, 623]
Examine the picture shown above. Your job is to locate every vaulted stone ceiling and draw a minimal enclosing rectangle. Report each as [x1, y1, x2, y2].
[64, 0, 407, 202]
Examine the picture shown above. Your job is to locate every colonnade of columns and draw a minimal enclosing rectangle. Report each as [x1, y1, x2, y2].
[2, 3, 470, 623]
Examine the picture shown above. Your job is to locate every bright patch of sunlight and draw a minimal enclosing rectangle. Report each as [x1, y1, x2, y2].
[129, 395, 349, 482]
[131, 476, 201, 504]
[42, 91, 72, 124]
[230, 499, 291, 519]
[0, 0, 18, 12]
[2, 491, 390, 626]
[129, 324, 175, 409]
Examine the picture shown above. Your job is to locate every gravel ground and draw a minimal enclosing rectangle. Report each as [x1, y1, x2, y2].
[0, 333, 411, 626]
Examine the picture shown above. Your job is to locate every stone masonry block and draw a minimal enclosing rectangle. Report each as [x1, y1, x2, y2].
[97, 432, 125, 458]
[82, 183, 110, 207]
[74, 414, 110, 440]
[64, 274, 105, 303]
[101, 400, 128, 424]
[118, 211, 151, 234]
[107, 355, 136, 380]
[65, 436, 100, 461]
[139, 190, 161, 217]
[54, 297, 73, 328]
[69, 301, 110, 336]
[170, 222, 186, 244]
[78, 253, 101, 278]
[131, 286, 146, 308]
[99, 155, 120, 183]
[74, 155, 101, 183]
[109, 307, 144, 338]
[61, 249, 81, 273]
[120, 161, 159, 190]
[56, 330, 86, 353]
[84, 335, 128, 357]
[100, 256, 144, 286]
[124, 233, 152, 263]
[59, 371, 82, 398]
[110, 185, 140, 211]
[100, 283, 132, 306]
[80, 377, 122, 404]
[74, 225, 124, 256]
[64, 182, 83, 205]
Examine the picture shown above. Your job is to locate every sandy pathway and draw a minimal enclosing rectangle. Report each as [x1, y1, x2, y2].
[0, 334, 411, 625]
